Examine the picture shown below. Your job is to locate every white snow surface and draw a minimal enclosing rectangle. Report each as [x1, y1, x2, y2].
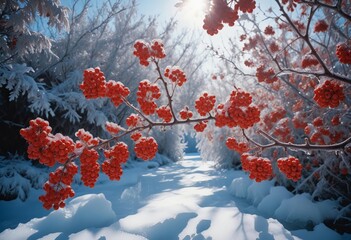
[0, 153, 350, 240]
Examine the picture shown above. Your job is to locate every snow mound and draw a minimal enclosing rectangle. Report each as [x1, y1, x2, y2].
[69, 223, 147, 240]
[292, 223, 347, 240]
[0, 193, 116, 240]
[229, 177, 252, 198]
[247, 180, 274, 206]
[257, 186, 293, 217]
[274, 193, 338, 228]
[228, 175, 341, 232]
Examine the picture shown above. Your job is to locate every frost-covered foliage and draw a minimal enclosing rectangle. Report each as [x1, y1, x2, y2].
[0, 154, 48, 201]
[196, 125, 240, 168]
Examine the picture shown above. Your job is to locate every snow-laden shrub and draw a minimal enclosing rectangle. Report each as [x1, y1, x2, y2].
[274, 193, 339, 229]
[196, 125, 241, 168]
[152, 126, 186, 161]
[0, 155, 48, 201]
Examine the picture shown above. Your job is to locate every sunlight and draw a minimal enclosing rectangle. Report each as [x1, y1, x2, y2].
[179, 0, 208, 27]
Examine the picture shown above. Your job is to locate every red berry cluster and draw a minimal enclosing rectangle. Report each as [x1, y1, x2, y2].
[39, 183, 75, 210]
[105, 121, 121, 135]
[262, 107, 286, 130]
[105, 80, 130, 107]
[256, 65, 278, 84]
[237, 0, 256, 13]
[103, 142, 129, 180]
[179, 107, 193, 120]
[39, 162, 78, 210]
[240, 154, 273, 182]
[20, 118, 75, 167]
[20, 118, 51, 161]
[225, 137, 249, 153]
[202, 0, 239, 35]
[49, 163, 78, 185]
[244, 59, 254, 67]
[336, 42, 351, 64]
[126, 114, 141, 128]
[134, 137, 158, 160]
[164, 66, 187, 86]
[215, 89, 260, 129]
[264, 25, 275, 35]
[75, 129, 99, 147]
[277, 156, 303, 181]
[156, 105, 173, 123]
[301, 55, 319, 68]
[331, 115, 340, 126]
[313, 80, 345, 108]
[194, 121, 208, 132]
[80, 67, 106, 99]
[240, 153, 251, 171]
[42, 135, 75, 165]
[243, 36, 259, 51]
[313, 117, 323, 127]
[130, 132, 142, 142]
[281, 0, 300, 11]
[137, 80, 161, 115]
[314, 20, 329, 33]
[133, 39, 166, 66]
[150, 39, 166, 59]
[80, 68, 130, 107]
[80, 148, 100, 187]
[269, 42, 280, 53]
[195, 92, 216, 116]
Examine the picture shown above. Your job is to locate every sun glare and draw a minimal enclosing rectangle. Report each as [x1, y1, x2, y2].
[179, 0, 208, 27]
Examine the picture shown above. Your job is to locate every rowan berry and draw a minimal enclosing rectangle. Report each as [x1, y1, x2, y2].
[226, 137, 249, 153]
[301, 55, 319, 68]
[256, 65, 278, 84]
[313, 80, 345, 108]
[105, 121, 121, 135]
[41, 135, 75, 166]
[75, 129, 99, 146]
[133, 39, 166, 66]
[194, 121, 207, 132]
[130, 132, 142, 142]
[156, 105, 173, 123]
[134, 137, 158, 160]
[105, 80, 130, 107]
[277, 156, 303, 182]
[237, 0, 256, 13]
[336, 41, 351, 64]
[179, 107, 193, 120]
[137, 80, 161, 115]
[195, 92, 216, 116]
[314, 20, 328, 32]
[80, 148, 100, 187]
[164, 66, 187, 86]
[80, 67, 106, 99]
[331, 115, 340, 126]
[126, 114, 141, 128]
[202, 0, 239, 35]
[102, 160, 123, 180]
[104, 142, 129, 164]
[241, 154, 273, 182]
[264, 25, 275, 35]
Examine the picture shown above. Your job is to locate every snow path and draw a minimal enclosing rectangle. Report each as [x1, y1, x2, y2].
[0, 153, 349, 240]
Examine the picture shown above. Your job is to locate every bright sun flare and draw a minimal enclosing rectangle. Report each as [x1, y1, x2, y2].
[180, 0, 208, 26]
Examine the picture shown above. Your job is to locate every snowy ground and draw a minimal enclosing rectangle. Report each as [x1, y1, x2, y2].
[0, 153, 350, 240]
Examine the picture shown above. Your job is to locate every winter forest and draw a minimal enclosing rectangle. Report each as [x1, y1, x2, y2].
[0, 0, 351, 239]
